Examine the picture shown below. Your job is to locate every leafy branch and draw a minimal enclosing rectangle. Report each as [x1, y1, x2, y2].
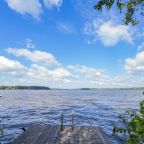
[113, 100, 144, 144]
[95, 0, 144, 25]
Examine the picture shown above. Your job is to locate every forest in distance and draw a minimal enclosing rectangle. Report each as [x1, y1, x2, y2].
[0, 86, 51, 90]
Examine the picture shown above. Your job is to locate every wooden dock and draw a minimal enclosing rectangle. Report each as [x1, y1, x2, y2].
[11, 124, 110, 144]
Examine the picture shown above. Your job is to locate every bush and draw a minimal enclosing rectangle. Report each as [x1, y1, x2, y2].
[113, 100, 144, 144]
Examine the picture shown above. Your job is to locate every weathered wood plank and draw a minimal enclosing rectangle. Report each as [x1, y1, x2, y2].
[35, 125, 53, 144]
[31, 125, 49, 144]
[11, 125, 110, 144]
[23, 124, 44, 144]
[46, 125, 59, 144]
[28, 125, 48, 144]
[48, 126, 60, 144]
[96, 127, 110, 144]
[11, 125, 38, 144]
[49, 126, 61, 144]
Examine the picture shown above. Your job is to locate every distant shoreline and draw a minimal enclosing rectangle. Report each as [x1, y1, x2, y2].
[0, 86, 51, 90]
[0, 86, 144, 90]
[80, 87, 144, 90]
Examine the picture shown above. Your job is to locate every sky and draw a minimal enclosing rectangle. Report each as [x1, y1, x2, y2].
[0, 0, 144, 88]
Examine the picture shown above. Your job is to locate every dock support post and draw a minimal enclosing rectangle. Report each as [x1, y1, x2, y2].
[71, 114, 74, 130]
[61, 113, 63, 131]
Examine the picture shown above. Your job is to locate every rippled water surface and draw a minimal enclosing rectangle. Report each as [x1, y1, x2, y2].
[0, 90, 144, 144]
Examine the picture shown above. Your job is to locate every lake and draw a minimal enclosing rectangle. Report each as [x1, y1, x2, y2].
[0, 90, 143, 144]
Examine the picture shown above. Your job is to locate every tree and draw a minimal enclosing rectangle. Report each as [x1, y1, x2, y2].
[95, 0, 144, 25]
[112, 100, 144, 144]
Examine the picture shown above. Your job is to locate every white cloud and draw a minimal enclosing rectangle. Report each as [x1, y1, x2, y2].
[21, 64, 73, 87]
[5, 0, 42, 19]
[5, 0, 64, 19]
[67, 65, 113, 86]
[6, 48, 60, 67]
[84, 20, 133, 46]
[68, 65, 104, 78]
[67, 64, 144, 88]
[0, 56, 25, 72]
[27, 64, 72, 79]
[1, 53, 144, 88]
[125, 51, 144, 73]
[43, 0, 63, 9]
[2, 43, 144, 88]
[52, 67, 72, 78]
[1, 47, 72, 87]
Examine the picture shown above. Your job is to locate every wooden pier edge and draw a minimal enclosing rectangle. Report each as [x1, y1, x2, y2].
[11, 124, 110, 144]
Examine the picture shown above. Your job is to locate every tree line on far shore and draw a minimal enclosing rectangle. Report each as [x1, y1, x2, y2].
[0, 86, 51, 90]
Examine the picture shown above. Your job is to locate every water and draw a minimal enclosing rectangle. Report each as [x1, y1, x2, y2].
[0, 90, 143, 144]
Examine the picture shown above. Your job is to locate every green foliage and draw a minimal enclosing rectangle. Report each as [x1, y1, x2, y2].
[95, 0, 144, 25]
[0, 121, 4, 136]
[113, 100, 144, 144]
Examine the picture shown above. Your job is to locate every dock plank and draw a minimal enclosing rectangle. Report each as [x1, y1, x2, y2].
[11, 125, 37, 144]
[27, 125, 48, 144]
[23, 124, 43, 144]
[11, 125, 110, 144]
[35, 125, 53, 144]
[33, 125, 52, 144]
[46, 125, 58, 144]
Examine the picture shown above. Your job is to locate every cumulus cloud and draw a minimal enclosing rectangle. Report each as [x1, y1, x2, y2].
[1, 52, 144, 88]
[6, 48, 60, 67]
[2, 44, 144, 88]
[0, 56, 72, 87]
[1, 47, 72, 87]
[65, 70, 142, 88]
[5, 0, 63, 19]
[5, 0, 42, 19]
[68, 65, 113, 86]
[68, 65, 104, 79]
[52, 67, 72, 78]
[67, 64, 144, 88]
[84, 20, 133, 46]
[23, 64, 72, 86]
[0, 56, 25, 72]
[43, 0, 63, 9]
[27, 64, 72, 79]
[125, 51, 144, 73]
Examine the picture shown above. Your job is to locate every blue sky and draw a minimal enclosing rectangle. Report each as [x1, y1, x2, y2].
[0, 0, 144, 88]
